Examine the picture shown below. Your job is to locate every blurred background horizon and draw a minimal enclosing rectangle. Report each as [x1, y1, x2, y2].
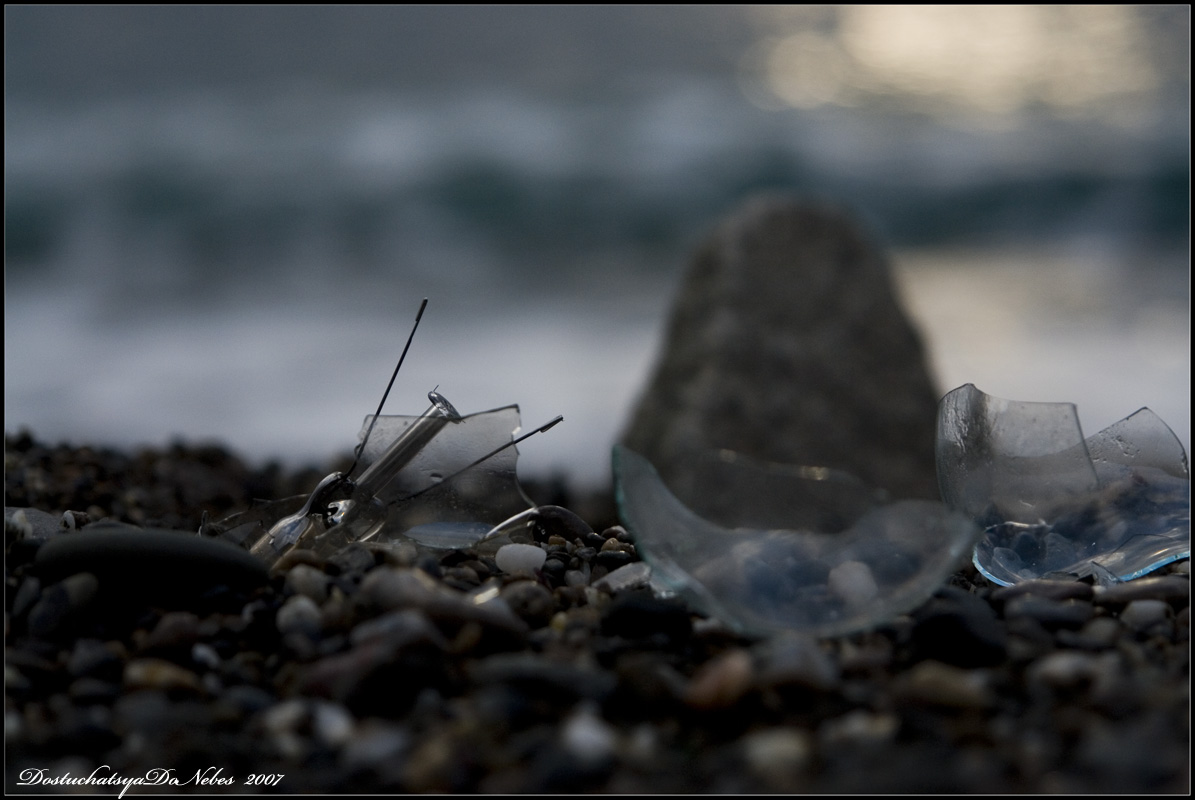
[5, 6, 1190, 489]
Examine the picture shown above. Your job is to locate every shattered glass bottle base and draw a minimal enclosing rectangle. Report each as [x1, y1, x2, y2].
[937, 384, 1191, 587]
[613, 446, 981, 638]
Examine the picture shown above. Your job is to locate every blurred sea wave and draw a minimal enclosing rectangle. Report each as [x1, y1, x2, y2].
[5, 7, 1189, 487]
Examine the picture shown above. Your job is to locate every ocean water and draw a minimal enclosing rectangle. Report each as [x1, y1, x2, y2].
[5, 13, 1189, 488]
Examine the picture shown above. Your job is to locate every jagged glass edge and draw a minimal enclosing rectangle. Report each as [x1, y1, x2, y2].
[217, 404, 535, 551]
[942, 385, 1191, 586]
[614, 444, 982, 638]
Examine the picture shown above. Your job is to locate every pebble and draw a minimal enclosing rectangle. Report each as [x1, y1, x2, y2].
[1093, 576, 1190, 606]
[341, 719, 410, 771]
[27, 572, 99, 637]
[312, 700, 356, 748]
[276, 594, 323, 638]
[991, 579, 1093, 602]
[754, 632, 840, 691]
[6, 507, 62, 540]
[911, 587, 1008, 667]
[591, 561, 651, 593]
[1026, 650, 1102, 689]
[684, 649, 754, 709]
[1003, 595, 1094, 628]
[67, 638, 125, 680]
[601, 591, 691, 640]
[34, 524, 268, 601]
[123, 658, 202, 694]
[742, 728, 812, 787]
[1118, 599, 1172, 637]
[286, 563, 332, 602]
[893, 661, 994, 709]
[141, 611, 201, 652]
[495, 543, 547, 575]
[818, 709, 899, 748]
[561, 703, 619, 763]
[828, 561, 879, 607]
[325, 543, 377, 576]
[500, 580, 555, 628]
[1055, 616, 1123, 650]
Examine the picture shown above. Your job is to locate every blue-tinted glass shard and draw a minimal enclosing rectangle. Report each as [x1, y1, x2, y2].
[937, 384, 1190, 586]
[613, 445, 980, 638]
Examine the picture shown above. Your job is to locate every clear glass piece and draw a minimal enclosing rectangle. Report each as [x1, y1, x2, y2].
[219, 402, 534, 564]
[936, 384, 1191, 586]
[613, 445, 981, 638]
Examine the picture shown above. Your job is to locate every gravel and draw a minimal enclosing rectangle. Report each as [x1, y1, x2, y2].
[4, 431, 1190, 793]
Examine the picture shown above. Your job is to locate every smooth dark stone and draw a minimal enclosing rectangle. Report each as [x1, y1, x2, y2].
[601, 590, 691, 640]
[468, 653, 618, 703]
[531, 505, 594, 540]
[595, 550, 635, 571]
[34, 523, 268, 604]
[325, 543, 378, 576]
[1093, 576, 1190, 606]
[991, 579, 1094, 603]
[1003, 595, 1094, 629]
[27, 572, 99, 637]
[911, 587, 1008, 667]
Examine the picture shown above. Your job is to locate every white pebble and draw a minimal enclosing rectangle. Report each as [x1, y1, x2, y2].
[495, 543, 547, 575]
[828, 560, 879, 607]
[561, 703, 618, 763]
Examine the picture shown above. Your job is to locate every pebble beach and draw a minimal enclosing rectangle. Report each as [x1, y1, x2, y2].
[4, 431, 1189, 793]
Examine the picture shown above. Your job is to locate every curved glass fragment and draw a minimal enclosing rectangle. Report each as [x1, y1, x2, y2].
[936, 384, 1191, 586]
[613, 445, 981, 638]
[219, 402, 535, 565]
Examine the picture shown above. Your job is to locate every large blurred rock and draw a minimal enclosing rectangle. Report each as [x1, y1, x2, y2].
[621, 196, 939, 500]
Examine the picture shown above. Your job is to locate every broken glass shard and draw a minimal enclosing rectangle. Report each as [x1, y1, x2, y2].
[936, 384, 1191, 586]
[217, 398, 535, 566]
[613, 445, 981, 638]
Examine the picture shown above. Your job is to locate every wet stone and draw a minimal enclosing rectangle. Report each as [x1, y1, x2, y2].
[754, 632, 840, 691]
[911, 587, 1008, 668]
[286, 563, 332, 602]
[11, 575, 41, 619]
[500, 581, 555, 628]
[819, 710, 899, 749]
[276, 594, 323, 638]
[27, 572, 99, 638]
[1093, 576, 1189, 606]
[893, 661, 994, 710]
[685, 649, 754, 709]
[67, 639, 125, 680]
[1118, 599, 1172, 637]
[140, 611, 201, 653]
[595, 549, 636, 571]
[1003, 595, 1094, 629]
[68, 676, 122, 705]
[325, 543, 378, 577]
[531, 505, 594, 541]
[991, 579, 1094, 603]
[601, 591, 691, 641]
[742, 727, 813, 789]
[123, 658, 202, 694]
[1055, 616, 1123, 650]
[34, 525, 268, 603]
